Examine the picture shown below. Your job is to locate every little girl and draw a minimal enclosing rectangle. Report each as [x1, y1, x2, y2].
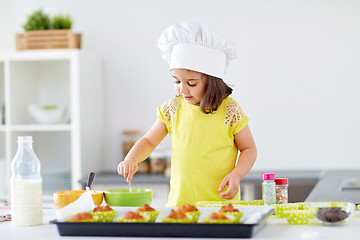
[118, 22, 257, 207]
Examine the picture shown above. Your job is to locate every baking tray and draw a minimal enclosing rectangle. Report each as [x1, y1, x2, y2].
[51, 207, 274, 238]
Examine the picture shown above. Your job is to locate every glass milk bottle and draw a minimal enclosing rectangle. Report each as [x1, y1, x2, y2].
[10, 136, 43, 226]
[262, 173, 276, 205]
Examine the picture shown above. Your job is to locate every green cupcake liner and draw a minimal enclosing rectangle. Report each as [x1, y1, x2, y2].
[116, 216, 148, 223]
[283, 210, 312, 225]
[195, 201, 232, 207]
[89, 210, 117, 222]
[160, 216, 193, 223]
[185, 211, 201, 223]
[137, 210, 160, 223]
[232, 200, 264, 207]
[274, 203, 301, 218]
[222, 211, 243, 222]
[295, 202, 311, 210]
[67, 216, 98, 223]
[203, 215, 237, 224]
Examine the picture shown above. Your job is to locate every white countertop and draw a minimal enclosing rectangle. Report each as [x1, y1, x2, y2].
[1, 209, 360, 240]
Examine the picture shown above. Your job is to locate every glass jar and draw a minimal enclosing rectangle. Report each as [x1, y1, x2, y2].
[275, 178, 288, 204]
[150, 151, 167, 174]
[122, 130, 140, 158]
[262, 173, 276, 205]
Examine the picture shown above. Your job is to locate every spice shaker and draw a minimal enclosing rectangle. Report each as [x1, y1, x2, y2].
[275, 178, 288, 204]
[262, 173, 276, 205]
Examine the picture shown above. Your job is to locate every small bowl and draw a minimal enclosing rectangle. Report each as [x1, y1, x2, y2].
[104, 188, 152, 207]
[53, 190, 103, 209]
[283, 210, 312, 225]
[28, 104, 68, 124]
[309, 202, 355, 225]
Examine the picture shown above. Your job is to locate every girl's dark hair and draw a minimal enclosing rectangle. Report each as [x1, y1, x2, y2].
[200, 75, 233, 114]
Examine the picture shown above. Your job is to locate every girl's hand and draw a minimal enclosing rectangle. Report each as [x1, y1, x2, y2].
[218, 172, 241, 199]
[117, 160, 138, 182]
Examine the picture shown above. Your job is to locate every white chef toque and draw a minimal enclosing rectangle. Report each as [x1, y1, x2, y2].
[158, 22, 237, 79]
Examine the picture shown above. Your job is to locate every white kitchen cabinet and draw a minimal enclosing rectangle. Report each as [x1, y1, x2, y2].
[0, 49, 104, 202]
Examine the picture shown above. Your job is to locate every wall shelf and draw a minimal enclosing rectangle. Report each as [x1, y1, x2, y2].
[0, 49, 105, 203]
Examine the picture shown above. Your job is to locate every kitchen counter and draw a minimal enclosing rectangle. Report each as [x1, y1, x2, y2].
[1, 209, 360, 239]
[306, 170, 360, 204]
[80, 170, 322, 203]
[79, 170, 322, 186]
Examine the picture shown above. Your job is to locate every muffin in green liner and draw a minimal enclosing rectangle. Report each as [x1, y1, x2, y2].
[89, 210, 117, 222]
[160, 209, 193, 223]
[222, 211, 243, 222]
[185, 211, 201, 223]
[283, 210, 312, 225]
[160, 215, 193, 223]
[137, 210, 160, 223]
[67, 212, 98, 222]
[116, 210, 149, 223]
[203, 213, 237, 224]
[117, 217, 148, 223]
[68, 218, 96, 223]
[274, 203, 301, 218]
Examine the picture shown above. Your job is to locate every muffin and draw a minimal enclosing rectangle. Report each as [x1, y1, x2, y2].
[203, 211, 236, 224]
[92, 205, 114, 212]
[69, 212, 94, 222]
[177, 204, 200, 223]
[218, 204, 243, 222]
[117, 211, 147, 223]
[161, 209, 193, 223]
[89, 205, 117, 222]
[136, 204, 156, 212]
[136, 204, 160, 223]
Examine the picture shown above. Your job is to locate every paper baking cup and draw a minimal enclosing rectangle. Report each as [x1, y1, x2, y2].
[116, 216, 148, 223]
[137, 210, 160, 223]
[233, 200, 264, 207]
[222, 211, 243, 222]
[284, 210, 312, 225]
[203, 215, 237, 224]
[67, 216, 97, 223]
[196, 201, 231, 207]
[274, 203, 301, 218]
[160, 216, 193, 223]
[185, 211, 201, 223]
[89, 210, 117, 222]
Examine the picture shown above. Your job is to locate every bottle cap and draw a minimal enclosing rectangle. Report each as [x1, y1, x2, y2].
[275, 178, 288, 185]
[262, 173, 276, 181]
[17, 136, 33, 143]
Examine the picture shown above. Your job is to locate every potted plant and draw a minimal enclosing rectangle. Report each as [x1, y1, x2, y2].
[16, 9, 81, 50]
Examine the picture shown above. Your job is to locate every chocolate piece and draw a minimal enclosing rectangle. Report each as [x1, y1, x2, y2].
[316, 207, 350, 223]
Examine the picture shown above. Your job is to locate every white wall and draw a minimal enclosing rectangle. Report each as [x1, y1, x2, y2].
[1, 0, 360, 171]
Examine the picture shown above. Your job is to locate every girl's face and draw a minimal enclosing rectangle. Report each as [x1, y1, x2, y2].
[171, 69, 207, 106]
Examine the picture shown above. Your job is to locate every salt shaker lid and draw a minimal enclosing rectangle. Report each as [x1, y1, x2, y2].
[262, 173, 276, 181]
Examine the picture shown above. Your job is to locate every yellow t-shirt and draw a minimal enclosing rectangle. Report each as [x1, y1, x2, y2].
[157, 96, 249, 207]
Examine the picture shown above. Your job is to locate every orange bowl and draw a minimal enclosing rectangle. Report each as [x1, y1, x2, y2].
[53, 190, 103, 209]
